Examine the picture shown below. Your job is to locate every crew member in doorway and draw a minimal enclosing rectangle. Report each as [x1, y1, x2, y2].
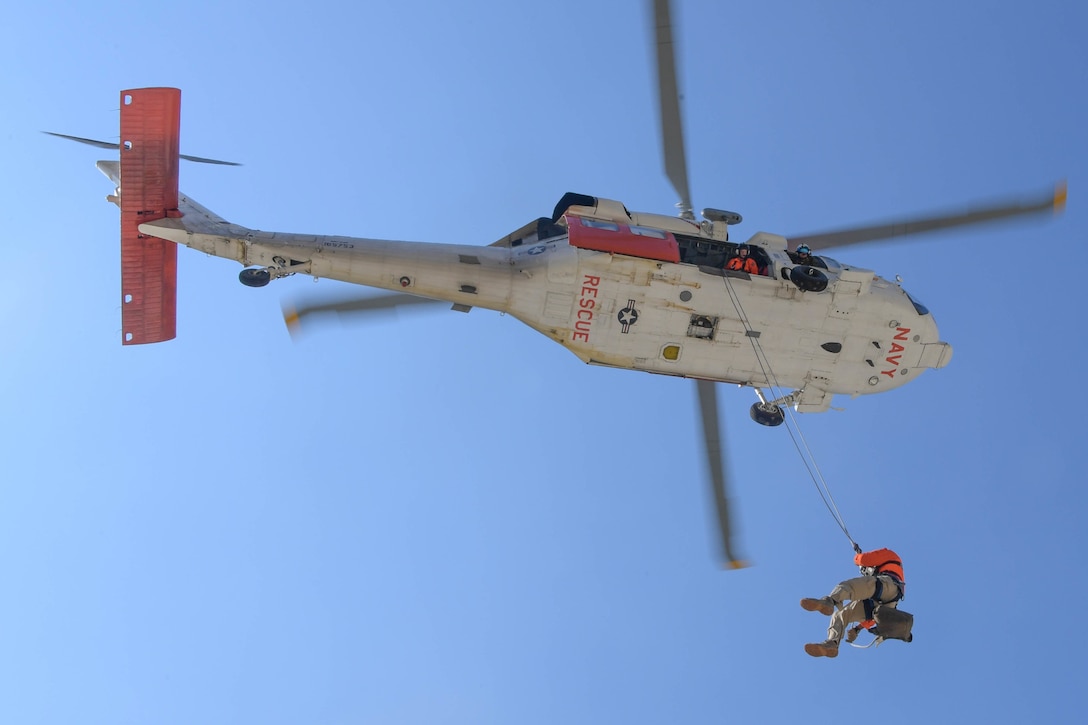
[799, 546, 906, 658]
[789, 243, 827, 269]
[726, 244, 760, 274]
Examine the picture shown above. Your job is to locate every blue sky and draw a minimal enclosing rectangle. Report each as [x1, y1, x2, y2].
[2, 1, 1086, 723]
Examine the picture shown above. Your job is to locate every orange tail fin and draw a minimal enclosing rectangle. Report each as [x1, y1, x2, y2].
[119, 88, 180, 344]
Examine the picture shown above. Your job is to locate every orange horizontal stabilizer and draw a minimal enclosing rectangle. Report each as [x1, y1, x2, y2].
[119, 88, 181, 345]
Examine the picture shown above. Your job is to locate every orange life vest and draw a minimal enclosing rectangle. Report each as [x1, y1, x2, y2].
[727, 256, 759, 274]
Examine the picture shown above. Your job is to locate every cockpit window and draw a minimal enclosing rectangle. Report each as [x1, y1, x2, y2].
[905, 290, 930, 316]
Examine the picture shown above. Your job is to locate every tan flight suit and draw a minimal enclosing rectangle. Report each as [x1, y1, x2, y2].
[826, 574, 902, 643]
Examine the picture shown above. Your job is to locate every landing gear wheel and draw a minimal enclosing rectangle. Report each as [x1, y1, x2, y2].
[239, 268, 272, 288]
[750, 402, 785, 427]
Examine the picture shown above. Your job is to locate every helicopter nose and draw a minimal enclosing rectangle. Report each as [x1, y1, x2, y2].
[912, 307, 953, 370]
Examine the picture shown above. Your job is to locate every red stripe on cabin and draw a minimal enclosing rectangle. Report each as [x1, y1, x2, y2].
[566, 215, 681, 263]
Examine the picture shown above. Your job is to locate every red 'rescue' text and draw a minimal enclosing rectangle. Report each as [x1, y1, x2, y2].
[572, 274, 601, 343]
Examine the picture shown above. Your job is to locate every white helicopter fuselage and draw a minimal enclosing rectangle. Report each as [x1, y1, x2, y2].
[137, 182, 951, 414]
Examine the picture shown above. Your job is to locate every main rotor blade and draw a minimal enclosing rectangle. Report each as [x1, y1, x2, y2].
[44, 131, 242, 166]
[282, 292, 442, 336]
[695, 379, 747, 570]
[788, 181, 1066, 252]
[652, 0, 695, 221]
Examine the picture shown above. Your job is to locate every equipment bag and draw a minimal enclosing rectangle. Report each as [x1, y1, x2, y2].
[871, 605, 914, 643]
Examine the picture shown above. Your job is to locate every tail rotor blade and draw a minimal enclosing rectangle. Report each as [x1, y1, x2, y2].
[44, 131, 242, 166]
[652, 0, 694, 221]
[178, 152, 242, 166]
[696, 379, 747, 569]
[788, 182, 1067, 252]
[43, 131, 119, 150]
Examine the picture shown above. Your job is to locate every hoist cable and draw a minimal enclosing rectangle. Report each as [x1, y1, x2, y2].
[717, 271, 857, 550]
[780, 404, 856, 546]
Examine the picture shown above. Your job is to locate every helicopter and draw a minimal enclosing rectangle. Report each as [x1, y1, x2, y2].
[52, 0, 1064, 569]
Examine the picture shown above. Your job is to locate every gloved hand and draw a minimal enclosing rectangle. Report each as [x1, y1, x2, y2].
[853, 542, 862, 554]
[846, 625, 862, 643]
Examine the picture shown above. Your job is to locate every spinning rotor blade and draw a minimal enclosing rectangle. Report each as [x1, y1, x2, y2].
[44, 131, 241, 166]
[652, 0, 695, 221]
[282, 292, 442, 336]
[788, 181, 1066, 252]
[696, 379, 747, 570]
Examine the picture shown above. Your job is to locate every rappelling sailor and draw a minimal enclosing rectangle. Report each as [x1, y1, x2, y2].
[800, 545, 911, 658]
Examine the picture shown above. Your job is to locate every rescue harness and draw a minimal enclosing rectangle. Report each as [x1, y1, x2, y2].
[864, 573, 905, 615]
[851, 573, 913, 647]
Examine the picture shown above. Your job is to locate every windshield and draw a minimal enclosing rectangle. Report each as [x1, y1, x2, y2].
[905, 290, 930, 316]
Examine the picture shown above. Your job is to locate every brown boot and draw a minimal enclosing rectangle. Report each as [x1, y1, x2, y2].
[800, 597, 834, 616]
[804, 640, 840, 658]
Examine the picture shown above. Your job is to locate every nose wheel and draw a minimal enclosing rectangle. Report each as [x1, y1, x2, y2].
[750, 402, 785, 427]
[750, 387, 803, 427]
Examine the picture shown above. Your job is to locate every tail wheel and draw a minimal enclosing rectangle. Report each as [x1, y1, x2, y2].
[239, 268, 271, 288]
[750, 402, 785, 427]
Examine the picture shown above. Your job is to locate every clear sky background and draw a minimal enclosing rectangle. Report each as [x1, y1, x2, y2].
[2, 1, 1086, 723]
